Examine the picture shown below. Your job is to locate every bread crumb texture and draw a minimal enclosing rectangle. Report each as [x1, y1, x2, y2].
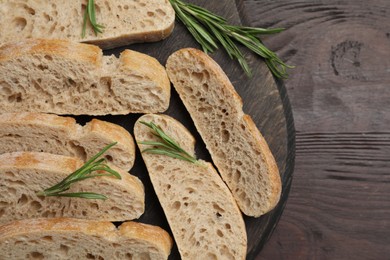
[0, 218, 172, 259]
[135, 114, 247, 260]
[0, 112, 135, 171]
[0, 152, 145, 225]
[166, 48, 282, 217]
[0, 0, 175, 49]
[0, 39, 170, 115]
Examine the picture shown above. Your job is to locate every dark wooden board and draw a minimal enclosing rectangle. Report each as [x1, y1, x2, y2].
[77, 0, 295, 258]
[237, 0, 390, 259]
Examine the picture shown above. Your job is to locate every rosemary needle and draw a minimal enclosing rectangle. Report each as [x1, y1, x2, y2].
[36, 142, 121, 200]
[139, 121, 202, 165]
[82, 0, 105, 38]
[169, 0, 293, 78]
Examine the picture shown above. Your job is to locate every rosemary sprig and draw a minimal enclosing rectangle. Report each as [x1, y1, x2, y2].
[169, 0, 292, 78]
[139, 121, 201, 165]
[36, 142, 121, 200]
[81, 0, 105, 38]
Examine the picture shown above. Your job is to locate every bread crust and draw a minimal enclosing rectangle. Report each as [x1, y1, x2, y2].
[166, 48, 282, 217]
[119, 49, 171, 108]
[0, 0, 175, 50]
[0, 112, 136, 171]
[0, 218, 173, 259]
[0, 152, 145, 224]
[0, 38, 102, 64]
[0, 39, 171, 115]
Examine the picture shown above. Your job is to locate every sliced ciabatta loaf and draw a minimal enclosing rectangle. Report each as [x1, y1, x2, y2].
[166, 48, 282, 217]
[0, 0, 175, 50]
[0, 112, 135, 171]
[134, 114, 247, 260]
[0, 218, 172, 259]
[0, 39, 170, 115]
[0, 152, 144, 225]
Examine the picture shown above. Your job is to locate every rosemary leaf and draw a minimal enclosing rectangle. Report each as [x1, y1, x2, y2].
[44, 192, 108, 200]
[81, 0, 105, 38]
[37, 142, 120, 200]
[81, 5, 88, 38]
[142, 148, 198, 164]
[169, 0, 292, 78]
[139, 121, 202, 165]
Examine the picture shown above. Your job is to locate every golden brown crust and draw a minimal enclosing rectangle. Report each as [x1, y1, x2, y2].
[0, 39, 102, 65]
[119, 222, 173, 256]
[0, 112, 136, 170]
[0, 112, 78, 131]
[85, 119, 135, 162]
[0, 152, 82, 173]
[120, 50, 171, 109]
[0, 39, 170, 115]
[0, 218, 172, 257]
[243, 115, 282, 210]
[86, 21, 175, 50]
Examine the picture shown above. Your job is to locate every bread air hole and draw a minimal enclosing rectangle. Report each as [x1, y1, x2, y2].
[198, 106, 211, 113]
[41, 236, 53, 242]
[17, 194, 28, 205]
[172, 201, 181, 210]
[43, 13, 51, 22]
[207, 253, 218, 260]
[156, 8, 166, 16]
[86, 253, 103, 260]
[213, 203, 225, 214]
[30, 251, 44, 259]
[233, 169, 241, 182]
[48, 22, 57, 35]
[13, 17, 27, 31]
[217, 229, 224, 237]
[8, 93, 22, 103]
[104, 154, 113, 162]
[222, 130, 230, 142]
[23, 5, 36, 15]
[59, 244, 69, 255]
[191, 71, 204, 83]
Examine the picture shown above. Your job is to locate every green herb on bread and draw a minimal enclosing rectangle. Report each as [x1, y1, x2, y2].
[36, 142, 121, 200]
[82, 0, 105, 38]
[139, 121, 203, 165]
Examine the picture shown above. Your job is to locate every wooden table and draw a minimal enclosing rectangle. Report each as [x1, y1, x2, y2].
[238, 0, 390, 259]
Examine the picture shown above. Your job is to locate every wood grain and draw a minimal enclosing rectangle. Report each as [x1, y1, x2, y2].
[237, 0, 390, 259]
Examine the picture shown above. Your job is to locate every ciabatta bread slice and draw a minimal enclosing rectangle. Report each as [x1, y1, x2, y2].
[166, 48, 282, 217]
[134, 114, 247, 260]
[0, 39, 170, 115]
[0, 112, 135, 171]
[0, 152, 144, 225]
[0, 0, 175, 50]
[0, 218, 172, 259]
